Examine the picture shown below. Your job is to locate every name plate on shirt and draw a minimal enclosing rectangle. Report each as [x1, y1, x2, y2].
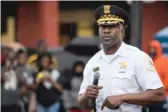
[118, 70, 126, 73]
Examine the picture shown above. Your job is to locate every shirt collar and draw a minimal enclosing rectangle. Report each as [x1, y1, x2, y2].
[100, 41, 127, 61]
[116, 41, 127, 57]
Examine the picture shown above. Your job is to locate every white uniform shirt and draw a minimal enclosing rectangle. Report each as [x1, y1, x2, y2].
[78, 42, 163, 112]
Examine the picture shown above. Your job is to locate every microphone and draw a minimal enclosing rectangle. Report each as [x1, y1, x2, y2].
[92, 72, 119, 110]
[93, 72, 100, 86]
[91, 72, 100, 110]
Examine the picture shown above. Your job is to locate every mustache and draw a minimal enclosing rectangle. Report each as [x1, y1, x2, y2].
[102, 35, 112, 37]
[101, 36, 115, 39]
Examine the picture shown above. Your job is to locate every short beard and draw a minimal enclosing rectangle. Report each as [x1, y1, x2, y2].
[103, 40, 121, 51]
[102, 35, 121, 48]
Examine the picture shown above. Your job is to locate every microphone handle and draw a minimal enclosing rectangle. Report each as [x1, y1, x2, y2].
[91, 78, 99, 108]
[93, 79, 99, 86]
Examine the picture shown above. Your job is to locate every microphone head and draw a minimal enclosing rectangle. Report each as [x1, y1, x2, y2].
[93, 72, 100, 86]
[94, 72, 100, 79]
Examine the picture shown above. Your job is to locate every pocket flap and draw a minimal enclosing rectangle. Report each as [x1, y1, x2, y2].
[113, 72, 131, 79]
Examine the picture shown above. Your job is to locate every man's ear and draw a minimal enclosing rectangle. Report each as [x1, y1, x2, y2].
[121, 29, 124, 33]
[121, 26, 125, 39]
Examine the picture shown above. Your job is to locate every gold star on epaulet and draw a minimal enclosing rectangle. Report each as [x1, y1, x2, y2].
[143, 55, 156, 71]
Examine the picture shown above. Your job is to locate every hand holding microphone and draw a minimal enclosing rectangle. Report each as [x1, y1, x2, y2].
[84, 72, 103, 99]
[85, 72, 122, 111]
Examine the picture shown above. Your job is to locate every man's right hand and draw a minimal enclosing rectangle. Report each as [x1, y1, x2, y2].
[84, 85, 103, 98]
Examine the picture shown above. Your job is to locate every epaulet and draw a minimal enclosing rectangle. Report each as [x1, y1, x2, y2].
[125, 44, 140, 53]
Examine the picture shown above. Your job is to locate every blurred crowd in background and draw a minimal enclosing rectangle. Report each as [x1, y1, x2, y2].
[1, 1, 168, 112]
[1, 40, 89, 112]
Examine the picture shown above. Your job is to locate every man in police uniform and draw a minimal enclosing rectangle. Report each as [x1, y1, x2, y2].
[77, 5, 165, 112]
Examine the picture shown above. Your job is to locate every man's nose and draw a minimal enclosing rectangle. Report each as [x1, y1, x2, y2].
[103, 28, 110, 34]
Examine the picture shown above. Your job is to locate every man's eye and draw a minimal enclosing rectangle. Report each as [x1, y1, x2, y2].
[101, 25, 118, 29]
[109, 25, 118, 28]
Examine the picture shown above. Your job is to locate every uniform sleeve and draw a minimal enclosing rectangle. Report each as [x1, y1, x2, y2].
[78, 63, 92, 95]
[135, 52, 163, 91]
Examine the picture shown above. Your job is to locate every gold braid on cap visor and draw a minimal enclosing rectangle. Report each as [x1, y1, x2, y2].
[97, 14, 124, 25]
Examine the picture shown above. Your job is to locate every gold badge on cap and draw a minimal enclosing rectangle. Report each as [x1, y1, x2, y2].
[104, 5, 110, 14]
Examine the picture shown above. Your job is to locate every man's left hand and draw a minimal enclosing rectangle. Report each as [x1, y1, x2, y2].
[101, 95, 123, 110]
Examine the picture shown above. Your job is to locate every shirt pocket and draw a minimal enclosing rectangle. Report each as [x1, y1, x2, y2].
[111, 70, 133, 92]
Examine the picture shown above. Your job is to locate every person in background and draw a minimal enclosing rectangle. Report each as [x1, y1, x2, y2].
[15, 49, 35, 112]
[149, 40, 168, 96]
[60, 61, 87, 112]
[59, 68, 73, 110]
[148, 40, 168, 112]
[27, 39, 58, 70]
[1, 48, 21, 112]
[3, 47, 18, 68]
[69, 61, 89, 112]
[1, 45, 10, 66]
[34, 52, 63, 112]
